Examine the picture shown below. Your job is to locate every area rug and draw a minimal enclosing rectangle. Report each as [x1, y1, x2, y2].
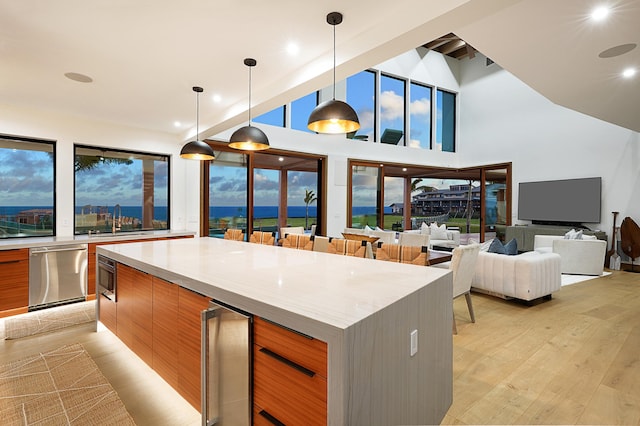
[0, 343, 135, 425]
[561, 271, 612, 287]
[4, 301, 95, 340]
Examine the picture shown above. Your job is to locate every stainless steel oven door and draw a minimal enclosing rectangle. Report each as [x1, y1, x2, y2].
[97, 255, 116, 301]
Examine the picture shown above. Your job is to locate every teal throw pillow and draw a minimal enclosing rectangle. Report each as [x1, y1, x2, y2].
[487, 238, 518, 255]
[488, 238, 506, 255]
[504, 238, 518, 255]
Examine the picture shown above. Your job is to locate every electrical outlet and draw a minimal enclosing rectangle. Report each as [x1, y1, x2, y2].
[410, 329, 418, 357]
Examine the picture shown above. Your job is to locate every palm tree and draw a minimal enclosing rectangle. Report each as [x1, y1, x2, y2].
[411, 178, 436, 193]
[303, 189, 317, 230]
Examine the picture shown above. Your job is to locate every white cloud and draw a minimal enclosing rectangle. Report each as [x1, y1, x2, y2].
[409, 139, 422, 148]
[380, 91, 404, 121]
[410, 98, 430, 116]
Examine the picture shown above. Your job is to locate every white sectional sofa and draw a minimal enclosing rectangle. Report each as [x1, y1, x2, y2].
[471, 250, 562, 301]
[533, 235, 607, 275]
[403, 224, 460, 249]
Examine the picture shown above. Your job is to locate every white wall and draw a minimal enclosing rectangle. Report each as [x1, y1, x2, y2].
[457, 54, 640, 242]
[0, 103, 199, 237]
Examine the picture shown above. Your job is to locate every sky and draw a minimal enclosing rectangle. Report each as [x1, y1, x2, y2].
[210, 164, 318, 207]
[75, 158, 168, 208]
[0, 147, 54, 206]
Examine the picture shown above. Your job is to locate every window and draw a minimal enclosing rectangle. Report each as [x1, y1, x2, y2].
[380, 74, 405, 145]
[436, 89, 456, 152]
[287, 171, 317, 230]
[291, 92, 318, 133]
[74, 146, 169, 234]
[346, 70, 376, 142]
[208, 151, 248, 238]
[409, 82, 432, 149]
[253, 105, 285, 127]
[350, 165, 381, 228]
[0, 136, 55, 238]
[253, 168, 279, 232]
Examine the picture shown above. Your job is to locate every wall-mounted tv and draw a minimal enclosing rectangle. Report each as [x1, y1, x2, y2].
[518, 177, 601, 225]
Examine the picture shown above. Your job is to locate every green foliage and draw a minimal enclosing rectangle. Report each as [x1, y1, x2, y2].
[75, 156, 133, 172]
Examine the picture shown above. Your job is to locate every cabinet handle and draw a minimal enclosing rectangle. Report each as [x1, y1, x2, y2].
[259, 347, 315, 378]
[258, 409, 286, 426]
[0, 260, 20, 265]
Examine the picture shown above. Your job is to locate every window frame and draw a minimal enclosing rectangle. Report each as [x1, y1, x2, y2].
[0, 134, 56, 239]
[379, 72, 407, 146]
[408, 80, 433, 150]
[436, 88, 457, 152]
[73, 144, 171, 235]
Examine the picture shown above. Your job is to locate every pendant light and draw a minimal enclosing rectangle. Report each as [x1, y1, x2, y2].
[180, 86, 215, 160]
[228, 58, 270, 151]
[307, 12, 360, 134]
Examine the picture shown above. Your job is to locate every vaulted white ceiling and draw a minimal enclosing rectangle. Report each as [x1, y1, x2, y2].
[1, 0, 638, 142]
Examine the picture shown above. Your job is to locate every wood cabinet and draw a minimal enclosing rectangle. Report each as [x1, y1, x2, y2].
[132, 269, 153, 366]
[152, 276, 179, 389]
[178, 286, 210, 411]
[0, 248, 29, 317]
[111, 261, 209, 413]
[98, 292, 117, 333]
[116, 263, 153, 365]
[253, 316, 327, 425]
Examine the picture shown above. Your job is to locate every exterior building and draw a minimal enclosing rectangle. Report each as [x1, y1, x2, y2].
[412, 185, 481, 218]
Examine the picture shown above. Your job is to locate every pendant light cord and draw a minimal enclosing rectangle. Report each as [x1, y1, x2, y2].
[332, 22, 336, 100]
[196, 90, 199, 140]
[248, 65, 252, 125]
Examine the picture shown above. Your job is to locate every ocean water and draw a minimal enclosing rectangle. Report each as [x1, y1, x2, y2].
[1, 205, 391, 221]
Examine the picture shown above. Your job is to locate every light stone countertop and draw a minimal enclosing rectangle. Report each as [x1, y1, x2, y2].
[0, 230, 195, 250]
[97, 237, 451, 340]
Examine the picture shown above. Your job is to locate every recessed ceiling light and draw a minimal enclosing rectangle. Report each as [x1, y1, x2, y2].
[212, 94, 222, 103]
[278, 157, 284, 162]
[286, 42, 299, 55]
[623, 68, 637, 78]
[174, 121, 182, 127]
[64, 72, 93, 83]
[591, 6, 610, 21]
[402, 168, 407, 172]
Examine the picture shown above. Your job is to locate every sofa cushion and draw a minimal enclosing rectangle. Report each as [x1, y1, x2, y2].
[472, 250, 562, 301]
[564, 229, 583, 239]
[420, 222, 429, 235]
[430, 223, 449, 240]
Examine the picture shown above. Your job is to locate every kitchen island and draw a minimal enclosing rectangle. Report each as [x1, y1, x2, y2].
[97, 237, 453, 425]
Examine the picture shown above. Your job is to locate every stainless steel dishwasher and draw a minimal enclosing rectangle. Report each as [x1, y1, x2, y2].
[29, 244, 88, 310]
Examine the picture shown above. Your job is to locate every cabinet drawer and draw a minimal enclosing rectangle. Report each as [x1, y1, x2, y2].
[253, 344, 326, 426]
[0, 248, 29, 263]
[254, 317, 327, 378]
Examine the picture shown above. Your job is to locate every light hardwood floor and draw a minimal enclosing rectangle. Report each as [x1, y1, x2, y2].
[1, 270, 638, 425]
[444, 269, 640, 425]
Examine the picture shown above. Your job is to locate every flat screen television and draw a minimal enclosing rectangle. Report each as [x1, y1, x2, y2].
[518, 177, 601, 225]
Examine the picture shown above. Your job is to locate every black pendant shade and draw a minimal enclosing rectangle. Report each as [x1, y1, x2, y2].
[228, 125, 270, 151]
[307, 99, 360, 134]
[180, 86, 215, 161]
[229, 58, 270, 151]
[180, 139, 215, 160]
[308, 12, 360, 134]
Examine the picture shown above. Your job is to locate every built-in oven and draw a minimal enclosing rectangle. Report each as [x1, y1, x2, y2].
[97, 255, 116, 301]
